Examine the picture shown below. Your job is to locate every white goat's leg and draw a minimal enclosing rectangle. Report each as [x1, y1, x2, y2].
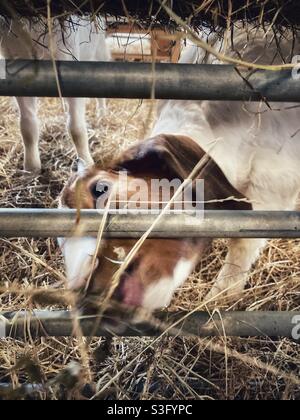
[95, 36, 110, 119]
[207, 186, 300, 301]
[96, 98, 107, 119]
[207, 238, 267, 300]
[16, 97, 41, 172]
[65, 98, 93, 165]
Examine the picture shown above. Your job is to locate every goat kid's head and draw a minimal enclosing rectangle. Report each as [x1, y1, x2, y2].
[59, 134, 248, 313]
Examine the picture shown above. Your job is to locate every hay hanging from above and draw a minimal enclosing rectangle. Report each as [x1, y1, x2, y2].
[1, 0, 300, 29]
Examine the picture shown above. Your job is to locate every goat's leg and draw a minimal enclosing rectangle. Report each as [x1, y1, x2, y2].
[16, 97, 41, 172]
[206, 238, 267, 300]
[96, 98, 107, 119]
[65, 98, 93, 166]
[95, 36, 111, 119]
[206, 184, 300, 301]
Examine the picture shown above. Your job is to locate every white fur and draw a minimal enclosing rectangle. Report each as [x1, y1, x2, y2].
[60, 236, 98, 290]
[142, 259, 195, 311]
[152, 28, 300, 209]
[152, 26, 300, 297]
[0, 16, 111, 172]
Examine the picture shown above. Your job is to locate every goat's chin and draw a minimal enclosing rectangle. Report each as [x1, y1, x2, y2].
[76, 301, 145, 335]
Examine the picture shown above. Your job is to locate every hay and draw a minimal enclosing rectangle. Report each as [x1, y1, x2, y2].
[0, 0, 299, 400]
[1, 1, 300, 30]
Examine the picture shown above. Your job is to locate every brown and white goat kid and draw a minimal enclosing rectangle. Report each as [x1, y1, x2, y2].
[60, 27, 300, 311]
[60, 135, 249, 310]
[0, 16, 110, 172]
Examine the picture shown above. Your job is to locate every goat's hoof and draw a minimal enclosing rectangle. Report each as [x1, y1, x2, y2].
[21, 165, 42, 178]
[205, 286, 223, 303]
[205, 282, 245, 303]
[24, 161, 42, 174]
[77, 156, 94, 168]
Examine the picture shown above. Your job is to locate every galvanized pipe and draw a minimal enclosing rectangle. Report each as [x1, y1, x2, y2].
[0, 60, 299, 101]
[0, 310, 299, 339]
[0, 209, 300, 239]
[0, 382, 44, 395]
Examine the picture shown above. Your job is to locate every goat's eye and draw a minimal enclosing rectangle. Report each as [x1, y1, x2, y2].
[90, 182, 110, 200]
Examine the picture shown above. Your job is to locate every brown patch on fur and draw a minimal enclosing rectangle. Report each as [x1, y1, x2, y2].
[112, 134, 251, 210]
[62, 134, 251, 212]
[111, 134, 206, 180]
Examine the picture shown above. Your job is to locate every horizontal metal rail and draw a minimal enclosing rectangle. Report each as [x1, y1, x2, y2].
[0, 310, 299, 339]
[0, 209, 300, 239]
[0, 60, 299, 101]
[0, 382, 44, 396]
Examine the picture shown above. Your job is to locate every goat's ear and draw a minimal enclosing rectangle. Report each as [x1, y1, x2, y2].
[112, 135, 205, 180]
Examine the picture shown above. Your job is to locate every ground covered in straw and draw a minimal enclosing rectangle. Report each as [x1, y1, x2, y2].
[0, 97, 300, 400]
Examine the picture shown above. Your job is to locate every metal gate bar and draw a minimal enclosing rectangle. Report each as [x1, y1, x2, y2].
[0, 60, 298, 102]
[0, 209, 300, 239]
[0, 310, 299, 339]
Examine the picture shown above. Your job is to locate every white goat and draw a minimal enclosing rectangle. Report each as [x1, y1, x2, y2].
[59, 26, 300, 311]
[153, 27, 300, 299]
[0, 16, 110, 172]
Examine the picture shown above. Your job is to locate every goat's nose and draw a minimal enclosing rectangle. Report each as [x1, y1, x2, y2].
[113, 275, 143, 307]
